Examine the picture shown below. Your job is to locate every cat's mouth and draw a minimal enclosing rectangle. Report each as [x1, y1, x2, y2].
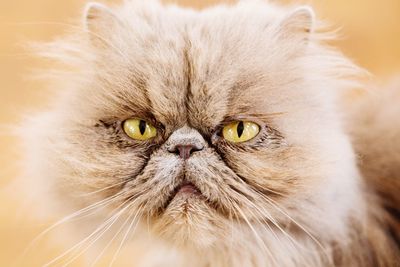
[163, 180, 203, 210]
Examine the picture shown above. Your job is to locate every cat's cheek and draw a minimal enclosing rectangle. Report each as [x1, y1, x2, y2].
[217, 145, 303, 190]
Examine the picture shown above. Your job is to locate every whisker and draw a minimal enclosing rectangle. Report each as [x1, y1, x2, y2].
[61, 199, 141, 267]
[20, 190, 127, 263]
[88, 206, 138, 267]
[77, 180, 128, 197]
[59, 211, 126, 267]
[240, 197, 287, 250]
[234, 204, 279, 266]
[237, 194, 316, 265]
[244, 192, 310, 253]
[231, 174, 329, 259]
[108, 206, 143, 267]
[253, 189, 332, 262]
[42, 194, 137, 267]
[224, 196, 246, 249]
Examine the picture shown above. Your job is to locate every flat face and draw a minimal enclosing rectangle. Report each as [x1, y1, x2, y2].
[23, 0, 358, 254]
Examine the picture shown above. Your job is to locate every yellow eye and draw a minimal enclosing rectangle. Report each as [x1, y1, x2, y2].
[123, 119, 157, 141]
[222, 121, 260, 143]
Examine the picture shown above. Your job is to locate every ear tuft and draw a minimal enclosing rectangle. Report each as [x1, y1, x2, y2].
[279, 6, 315, 37]
[83, 2, 118, 46]
[84, 2, 116, 32]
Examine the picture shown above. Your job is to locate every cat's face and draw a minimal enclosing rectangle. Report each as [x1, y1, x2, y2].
[28, 1, 360, 250]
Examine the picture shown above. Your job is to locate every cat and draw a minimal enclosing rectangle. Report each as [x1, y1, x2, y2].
[20, 0, 399, 266]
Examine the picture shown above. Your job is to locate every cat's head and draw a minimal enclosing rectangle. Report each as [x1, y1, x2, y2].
[25, 0, 362, 251]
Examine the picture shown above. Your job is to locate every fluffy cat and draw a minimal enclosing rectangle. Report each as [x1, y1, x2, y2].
[21, 0, 399, 266]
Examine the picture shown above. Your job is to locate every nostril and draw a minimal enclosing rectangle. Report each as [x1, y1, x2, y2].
[169, 144, 203, 159]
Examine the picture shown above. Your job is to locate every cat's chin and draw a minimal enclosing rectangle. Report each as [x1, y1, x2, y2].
[149, 183, 222, 248]
[151, 203, 221, 248]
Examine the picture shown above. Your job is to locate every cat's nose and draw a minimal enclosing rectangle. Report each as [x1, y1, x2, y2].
[168, 144, 203, 159]
[166, 125, 206, 159]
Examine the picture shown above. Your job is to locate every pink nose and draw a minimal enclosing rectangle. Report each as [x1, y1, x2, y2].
[169, 144, 203, 159]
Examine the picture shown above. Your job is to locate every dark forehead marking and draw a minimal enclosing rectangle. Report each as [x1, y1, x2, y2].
[130, 73, 148, 95]
[182, 21, 270, 131]
[133, 28, 191, 131]
[224, 71, 281, 117]
[182, 29, 226, 132]
[183, 34, 193, 124]
[129, 71, 154, 115]
[93, 70, 153, 122]
[118, 74, 153, 115]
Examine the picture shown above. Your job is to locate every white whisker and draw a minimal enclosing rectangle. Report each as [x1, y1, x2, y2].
[108, 206, 143, 267]
[77, 180, 128, 197]
[234, 204, 279, 266]
[20, 191, 126, 263]
[43, 195, 136, 267]
[88, 208, 137, 267]
[253, 189, 332, 262]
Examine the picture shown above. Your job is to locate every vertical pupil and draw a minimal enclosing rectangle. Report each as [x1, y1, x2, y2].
[139, 120, 146, 135]
[237, 121, 244, 138]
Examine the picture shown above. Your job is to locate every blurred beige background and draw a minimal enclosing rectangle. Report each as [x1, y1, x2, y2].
[0, 0, 399, 266]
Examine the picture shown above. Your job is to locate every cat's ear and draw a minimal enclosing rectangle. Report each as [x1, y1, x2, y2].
[83, 2, 119, 46]
[277, 6, 315, 43]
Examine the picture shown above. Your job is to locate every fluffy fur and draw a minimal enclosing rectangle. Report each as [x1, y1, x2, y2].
[21, 0, 399, 266]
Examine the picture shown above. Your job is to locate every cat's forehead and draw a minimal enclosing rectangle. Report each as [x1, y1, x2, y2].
[92, 2, 312, 130]
[140, 38, 274, 132]
[137, 19, 286, 122]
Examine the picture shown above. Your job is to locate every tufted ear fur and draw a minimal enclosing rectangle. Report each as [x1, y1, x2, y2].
[83, 2, 119, 46]
[276, 6, 315, 43]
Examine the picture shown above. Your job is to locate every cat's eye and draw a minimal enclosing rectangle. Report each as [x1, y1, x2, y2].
[222, 121, 260, 143]
[123, 118, 157, 141]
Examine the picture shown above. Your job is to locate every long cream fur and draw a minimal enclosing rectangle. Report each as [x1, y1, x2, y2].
[20, 1, 399, 266]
